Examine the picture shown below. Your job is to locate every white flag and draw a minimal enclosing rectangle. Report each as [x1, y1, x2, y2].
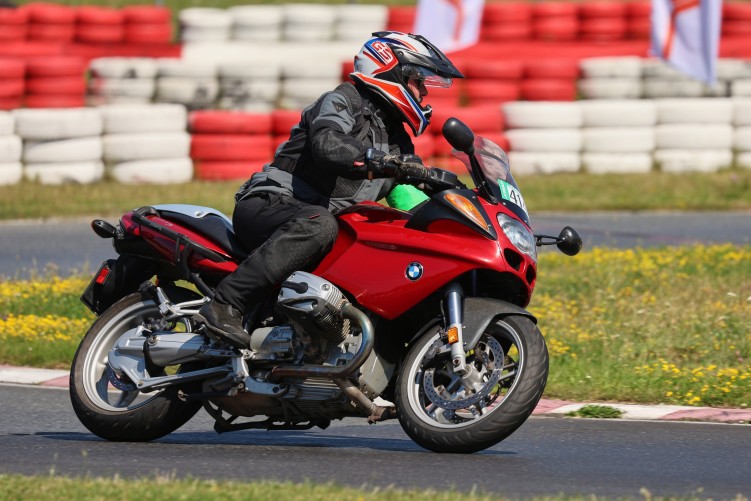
[413, 0, 485, 53]
[651, 0, 723, 84]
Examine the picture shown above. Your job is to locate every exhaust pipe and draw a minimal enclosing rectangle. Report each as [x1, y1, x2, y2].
[269, 303, 374, 381]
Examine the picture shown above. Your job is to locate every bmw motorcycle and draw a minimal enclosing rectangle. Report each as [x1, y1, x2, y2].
[70, 118, 582, 453]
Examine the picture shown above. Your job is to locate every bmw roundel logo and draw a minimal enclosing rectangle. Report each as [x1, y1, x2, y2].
[406, 262, 423, 281]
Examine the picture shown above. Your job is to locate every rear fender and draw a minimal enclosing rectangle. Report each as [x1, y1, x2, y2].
[81, 255, 155, 315]
[462, 297, 536, 351]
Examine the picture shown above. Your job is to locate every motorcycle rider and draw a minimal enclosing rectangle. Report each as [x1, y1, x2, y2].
[198, 32, 464, 348]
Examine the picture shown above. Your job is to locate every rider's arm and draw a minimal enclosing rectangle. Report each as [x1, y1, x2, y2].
[308, 92, 371, 179]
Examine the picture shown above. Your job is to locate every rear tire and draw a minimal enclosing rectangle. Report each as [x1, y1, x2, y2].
[70, 289, 203, 441]
[395, 315, 548, 453]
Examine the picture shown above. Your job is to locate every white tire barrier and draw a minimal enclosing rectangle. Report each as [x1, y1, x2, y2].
[580, 100, 657, 127]
[717, 59, 751, 81]
[280, 78, 341, 110]
[12, 108, 103, 140]
[641, 59, 685, 79]
[508, 152, 581, 175]
[582, 127, 655, 153]
[0, 162, 22, 186]
[656, 98, 733, 124]
[334, 5, 388, 41]
[89, 78, 156, 101]
[110, 158, 193, 184]
[0, 135, 22, 163]
[179, 8, 231, 43]
[578, 78, 642, 99]
[734, 127, 751, 151]
[89, 57, 158, 79]
[219, 62, 281, 80]
[502, 102, 582, 129]
[23, 137, 102, 163]
[24, 161, 104, 185]
[219, 80, 280, 111]
[98, 104, 187, 134]
[582, 153, 653, 174]
[736, 152, 751, 169]
[505, 128, 582, 152]
[103, 132, 191, 162]
[731, 79, 751, 97]
[157, 59, 217, 79]
[0, 112, 14, 136]
[579, 57, 642, 78]
[283, 4, 335, 42]
[655, 124, 733, 149]
[229, 5, 283, 37]
[733, 99, 751, 126]
[654, 149, 733, 173]
[282, 59, 343, 80]
[642, 79, 704, 98]
[156, 77, 219, 108]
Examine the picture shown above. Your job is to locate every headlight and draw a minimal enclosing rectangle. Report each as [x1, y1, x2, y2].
[497, 213, 537, 263]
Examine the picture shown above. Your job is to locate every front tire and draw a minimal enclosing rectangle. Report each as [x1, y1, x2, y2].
[70, 289, 203, 442]
[395, 315, 548, 453]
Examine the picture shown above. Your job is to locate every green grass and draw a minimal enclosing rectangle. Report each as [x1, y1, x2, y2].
[565, 405, 625, 419]
[2, 245, 750, 408]
[2, 170, 751, 221]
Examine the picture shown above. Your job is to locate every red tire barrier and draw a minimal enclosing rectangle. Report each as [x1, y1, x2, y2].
[272, 109, 302, 136]
[26, 77, 86, 95]
[626, 1, 651, 18]
[189, 111, 273, 135]
[463, 59, 523, 80]
[76, 24, 125, 44]
[723, 20, 751, 37]
[0, 79, 24, 98]
[483, 3, 531, 23]
[76, 6, 124, 25]
[627, 18, 651, 39]
[26, 57, 86, 77]
[533, 17, 579, 41]
[532, 2, 578, 18]
[123, 23, 173, 44]
[0, 97, 23, 110]
[191, 134, 274, 162]
[579, 2, 626, 18]
[464, 80, 520, 104]
[27, 23, 75, 42]
[431, 105, 505, 134]
[387, 6, 416, 29]
[0, 25, 26, 41]
[24, 94, 86, 108]
[480, 23, 531, 41]
[0, 59, 25, 78]
[194, 160, 266, 181]
[580, 18, 627, 41]
[0, 7, 28, 24]
[524, 59, 580, 79]
[724, 2, 751, 20]
[412, 132, 435, 159]
[520, 79, 577, 101]
[122, 5, 171, 24]
[23, 2, 75, 24]
[479, 132, 509, 152]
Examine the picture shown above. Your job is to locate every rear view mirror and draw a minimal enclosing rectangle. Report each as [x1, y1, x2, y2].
[442, 118, 475, 154]
[557, 226, 583, 256]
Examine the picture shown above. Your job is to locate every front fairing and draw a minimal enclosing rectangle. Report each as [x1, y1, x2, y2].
[452, 136, 530, 227]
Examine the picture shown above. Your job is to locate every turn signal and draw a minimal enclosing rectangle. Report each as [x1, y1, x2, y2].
[444, 193, 489, 232]
[447, 325, 459, 344]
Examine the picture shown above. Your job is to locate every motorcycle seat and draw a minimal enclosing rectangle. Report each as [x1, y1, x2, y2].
[156, 207, 250, 261]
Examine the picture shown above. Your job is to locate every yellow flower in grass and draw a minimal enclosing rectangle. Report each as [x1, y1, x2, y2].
[0, 314, 89, 342]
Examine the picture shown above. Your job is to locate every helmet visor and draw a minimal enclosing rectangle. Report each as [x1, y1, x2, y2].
[402, 64, 453, 88]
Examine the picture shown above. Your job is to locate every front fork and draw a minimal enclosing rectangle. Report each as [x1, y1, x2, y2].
[445, 283, 469, 375]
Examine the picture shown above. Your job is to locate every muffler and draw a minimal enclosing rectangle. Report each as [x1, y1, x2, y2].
[145, 332, 208, 367]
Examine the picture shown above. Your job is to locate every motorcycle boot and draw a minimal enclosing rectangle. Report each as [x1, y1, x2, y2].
[197, 299, 250, 348]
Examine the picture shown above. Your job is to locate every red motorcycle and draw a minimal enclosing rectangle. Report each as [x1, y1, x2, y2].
[70, 118, 581, 453]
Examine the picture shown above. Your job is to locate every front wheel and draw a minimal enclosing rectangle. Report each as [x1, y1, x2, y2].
[395, 315, 548, 453]
[69, 289, 203, 442]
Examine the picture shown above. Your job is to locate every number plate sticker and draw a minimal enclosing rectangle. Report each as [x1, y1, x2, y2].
[498, 180, 528, 217]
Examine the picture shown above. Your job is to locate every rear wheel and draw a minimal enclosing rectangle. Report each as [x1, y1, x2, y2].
[70, 289, 203, 441]
[395, 315, 548, 453]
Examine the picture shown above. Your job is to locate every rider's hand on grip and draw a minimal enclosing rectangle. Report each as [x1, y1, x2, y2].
[365, 148, 428, 181]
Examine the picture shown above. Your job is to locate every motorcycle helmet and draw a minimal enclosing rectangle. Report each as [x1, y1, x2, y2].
[350, 31, 464, 137]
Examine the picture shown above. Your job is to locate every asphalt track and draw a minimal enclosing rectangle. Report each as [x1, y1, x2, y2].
[1, 211, 750, 278]
[0, 384, 749, 499]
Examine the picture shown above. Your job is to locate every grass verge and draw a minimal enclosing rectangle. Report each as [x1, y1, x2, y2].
[565, 405, 625, 419]
[1, 245, 749, 408]
[2, 170, 751, 221]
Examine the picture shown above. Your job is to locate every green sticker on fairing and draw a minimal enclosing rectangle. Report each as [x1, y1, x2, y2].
[498, 179, 528, 217]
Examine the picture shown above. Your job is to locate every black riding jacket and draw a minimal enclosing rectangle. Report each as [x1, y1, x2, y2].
[236, 82, 414, 211]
